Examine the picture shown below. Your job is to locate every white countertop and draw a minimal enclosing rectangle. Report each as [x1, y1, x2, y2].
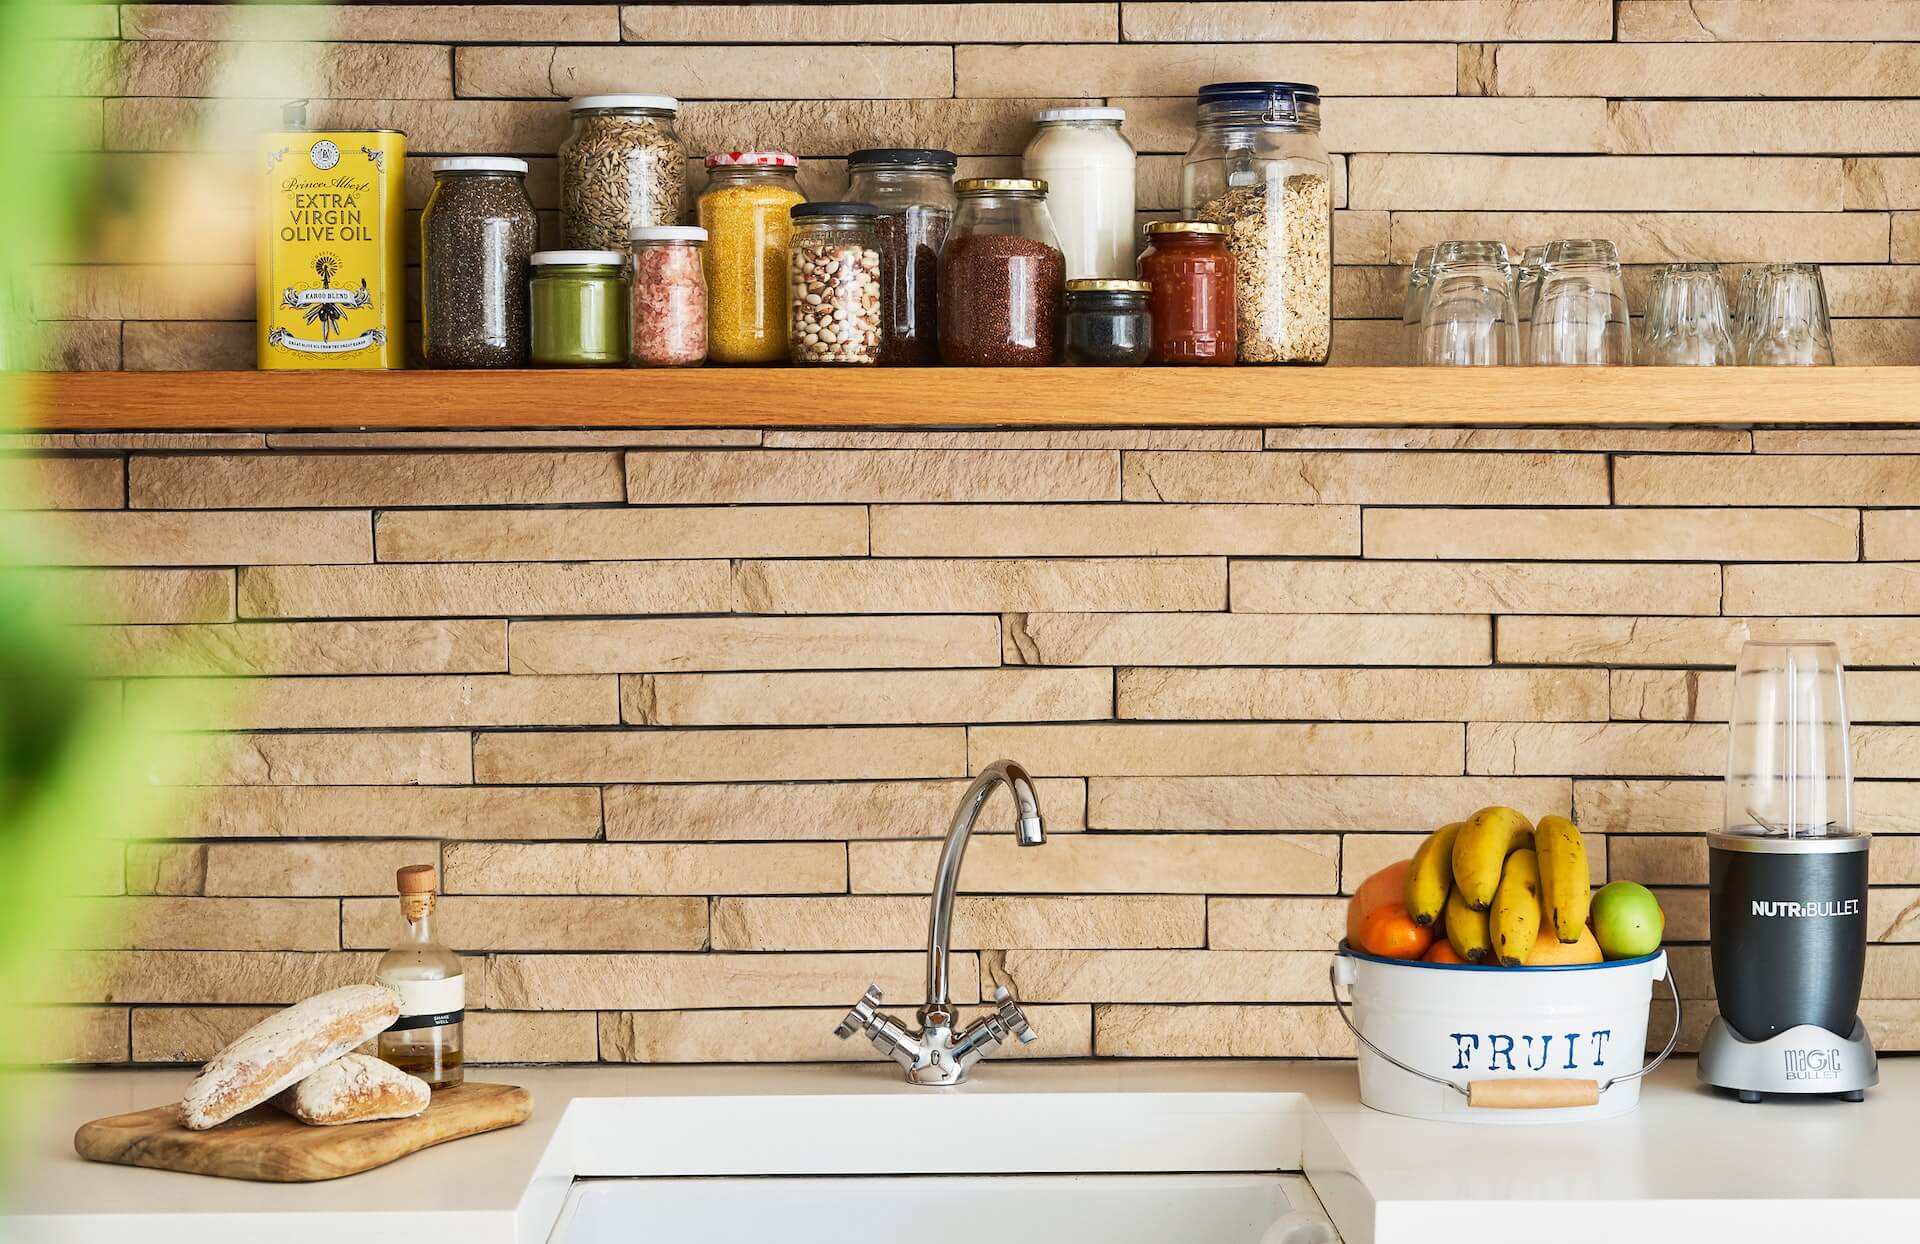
[5, 1057, 1917, 1244]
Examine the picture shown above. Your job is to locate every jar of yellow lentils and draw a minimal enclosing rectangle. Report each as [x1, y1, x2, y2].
[697, 150, 805, 363]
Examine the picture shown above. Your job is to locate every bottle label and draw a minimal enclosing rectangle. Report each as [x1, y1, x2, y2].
[383, 975, 465, 1032]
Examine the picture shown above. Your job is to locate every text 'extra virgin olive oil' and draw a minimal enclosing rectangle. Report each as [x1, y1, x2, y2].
[376, 864, 465, 1089]
[257, 101, 406, 369]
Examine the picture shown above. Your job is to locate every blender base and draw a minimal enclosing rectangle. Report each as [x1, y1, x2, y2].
[1697, 1016, 1877, 1100]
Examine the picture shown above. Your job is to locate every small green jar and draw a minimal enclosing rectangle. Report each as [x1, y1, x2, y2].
[529, 250, 630, 366]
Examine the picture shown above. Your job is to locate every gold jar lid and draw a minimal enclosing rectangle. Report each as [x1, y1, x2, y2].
[1145, 219, 1228, 235]
[956, 177, 1047, 195]
[1067, 278, 1151, 292]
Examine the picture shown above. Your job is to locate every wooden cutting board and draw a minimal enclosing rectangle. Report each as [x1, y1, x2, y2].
[74, 1080, 531, 1182]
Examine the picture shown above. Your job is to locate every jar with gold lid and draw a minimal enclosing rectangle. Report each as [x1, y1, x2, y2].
[1063, 278, 1151, 365]
[1139, 219, 1236, 365]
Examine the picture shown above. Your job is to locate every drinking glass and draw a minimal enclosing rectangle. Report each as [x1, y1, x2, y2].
[1744, 262, 1835, 366]
[1529, 238, 1632, 365]
[1418, 240, 1519, 365]
[1642, 263, 1734, 366]
[1399, 244, 1435, 364]
[1513, 243, 1547, 361]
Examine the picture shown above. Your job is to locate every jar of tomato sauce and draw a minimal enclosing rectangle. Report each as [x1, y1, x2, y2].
[1139, 220, 1236, 365]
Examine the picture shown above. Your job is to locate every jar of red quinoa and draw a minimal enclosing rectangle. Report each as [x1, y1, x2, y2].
[628, 225, 707, 367]
[938, 178, 1066, 366]
[1139, 220, 1236, 365]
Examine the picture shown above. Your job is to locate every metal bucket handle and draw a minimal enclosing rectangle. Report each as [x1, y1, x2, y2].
[1328, 952, 1682, 1110]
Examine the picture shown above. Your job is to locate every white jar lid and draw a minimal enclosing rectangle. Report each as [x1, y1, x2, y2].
[432, 156, 528, 175]
[1035, 106, 1125, 123]
[631, 225, 709, 243]
[531, 249, 626, 266]
[570, 94, 680, 113]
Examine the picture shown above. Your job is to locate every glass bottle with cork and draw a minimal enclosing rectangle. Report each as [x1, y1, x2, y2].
[377, 864, 464, 1089]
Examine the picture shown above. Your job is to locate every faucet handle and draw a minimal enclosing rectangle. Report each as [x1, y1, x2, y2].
[992, 985, 1038, 1044]
[834, 984, 885, 1039]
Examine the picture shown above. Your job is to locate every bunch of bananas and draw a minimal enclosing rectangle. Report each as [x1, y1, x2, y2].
[1405, 806, 1591, 966]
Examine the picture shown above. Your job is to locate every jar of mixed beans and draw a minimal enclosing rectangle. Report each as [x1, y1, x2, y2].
[1063, 279, 1151, 365]
[559, 95, 684, 250]
[939, 178, 1065, 366]
[846, 148, 956, 365]
[628, 225, 707, 367]
[698, 150, 805, 364]
[788, 203, 882, 366]
[528, 250, 629, 366]
[1139, 220, 1236, 365]
[420, 157, 538, 368]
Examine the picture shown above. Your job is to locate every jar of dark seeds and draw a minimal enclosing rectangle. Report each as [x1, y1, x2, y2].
[788, 203, 882, 365]
[846, 148, 956, 365]
[1063, 279, 1151, 365]
[420, 157, 539, 368]
[938, 177, 1066, 366]
[559, 94, 685, 250]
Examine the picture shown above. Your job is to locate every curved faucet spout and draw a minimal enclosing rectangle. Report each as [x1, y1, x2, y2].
[925, 760, 1045, 1013]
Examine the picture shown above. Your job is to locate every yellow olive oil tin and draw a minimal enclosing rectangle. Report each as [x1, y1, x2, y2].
[257, 126, 406, 368]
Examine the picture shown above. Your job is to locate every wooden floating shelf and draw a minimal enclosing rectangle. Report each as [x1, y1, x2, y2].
[27, 367, 1920, 430]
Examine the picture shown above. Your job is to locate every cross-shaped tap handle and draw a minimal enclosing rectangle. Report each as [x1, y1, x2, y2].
[834, 984, 885, 1039]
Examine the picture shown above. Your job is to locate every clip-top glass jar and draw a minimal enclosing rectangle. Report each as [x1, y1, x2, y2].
[1181, 81, 1333, 365]
[421, 157, 539, 368]
[629, 225, 707, 368]
[788, 202, 882, 366]
[529, 250, 629, 366]
[1023, 107, 1137, 282]
[559, 95, 684, 250]
[847, 148, 956, 365]
[699, 151, 806, 364]
[1063, 279, 1151, 366]
[1139, 220, 1236, 365]
[939, 178, 1066, 366]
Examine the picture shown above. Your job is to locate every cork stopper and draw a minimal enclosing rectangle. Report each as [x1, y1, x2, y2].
[396, 864, 437, 894]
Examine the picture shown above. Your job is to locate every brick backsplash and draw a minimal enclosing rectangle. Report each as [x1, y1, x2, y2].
[15, 427, 1920, 1064]
[26, 0, 1920, 368]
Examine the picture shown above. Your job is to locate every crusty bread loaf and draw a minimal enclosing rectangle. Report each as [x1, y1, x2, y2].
[272, 1054, 430, 1126]
[181, 984, 401, 1130]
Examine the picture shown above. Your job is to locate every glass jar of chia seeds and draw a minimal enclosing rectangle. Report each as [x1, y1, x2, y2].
[938, 178, 1066, 366]
[528, 250, 630, 366]
[421, 157, 539, 369]
[788, 203, 882, 366]
[1063, 279, 1151, 365]
[559, 95, 685, 250]
[846, 148, 956, 365]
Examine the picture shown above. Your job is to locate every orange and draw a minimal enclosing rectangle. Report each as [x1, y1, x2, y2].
[1345, 859, 1411, 947]
[1422, 939, 1467, 964]
[1358, 901, 1434, 960]
[1526, 923, 1603, 966]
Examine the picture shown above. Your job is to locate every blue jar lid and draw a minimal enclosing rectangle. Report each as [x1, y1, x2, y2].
[1197, 81, 1321, 109]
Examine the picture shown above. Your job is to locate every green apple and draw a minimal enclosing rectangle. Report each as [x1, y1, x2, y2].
[1590, 881, 1663, 959]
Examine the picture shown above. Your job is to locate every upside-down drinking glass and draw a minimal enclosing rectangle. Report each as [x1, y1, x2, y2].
[1743, 262, 1835, 366]
[1400, 244, 1435, 364]
[1529, 238, 1632, 365]
[1418, 240, 1519, 366]
[1643, 263, 1734, 366]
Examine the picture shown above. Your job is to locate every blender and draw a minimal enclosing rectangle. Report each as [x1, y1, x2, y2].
[1698, 640, 1876, 1102]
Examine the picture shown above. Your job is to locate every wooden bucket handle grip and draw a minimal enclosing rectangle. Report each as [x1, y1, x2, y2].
[1467, 1078, 1601, 1110]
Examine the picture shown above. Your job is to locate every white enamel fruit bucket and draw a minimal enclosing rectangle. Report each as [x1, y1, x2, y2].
[1330, 944, 1679, 1124]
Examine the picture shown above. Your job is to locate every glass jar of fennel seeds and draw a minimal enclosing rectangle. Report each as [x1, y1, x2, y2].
[559, 95, 685, 250]
[529, 250, 630, 366]
[421, 157, 539, 368]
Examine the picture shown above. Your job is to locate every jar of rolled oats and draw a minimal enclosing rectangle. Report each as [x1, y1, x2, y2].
[1180, 81, 1332, 365]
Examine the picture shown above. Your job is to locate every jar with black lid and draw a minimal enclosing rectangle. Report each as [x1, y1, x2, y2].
[420, 157, 538, 368]
[788, 202, 882, 366]
[1063, 279, 1151, 365]
[846, 148, 956, 365]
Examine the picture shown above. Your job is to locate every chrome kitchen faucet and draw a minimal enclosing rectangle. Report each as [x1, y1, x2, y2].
[833, 759, 1046, 1085]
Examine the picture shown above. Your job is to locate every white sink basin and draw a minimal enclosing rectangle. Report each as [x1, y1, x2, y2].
[549, 1174, 1336, 1244]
